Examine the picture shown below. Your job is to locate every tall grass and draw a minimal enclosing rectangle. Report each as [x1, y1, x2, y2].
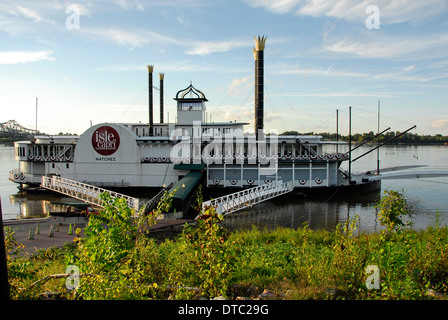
[5, 190, 448, 300]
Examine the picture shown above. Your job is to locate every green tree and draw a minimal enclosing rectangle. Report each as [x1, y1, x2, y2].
[375, 189, 413, 238]
[67, 192, 167, 299]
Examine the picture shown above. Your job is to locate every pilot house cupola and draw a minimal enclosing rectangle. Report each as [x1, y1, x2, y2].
[174, 83, 208, 125]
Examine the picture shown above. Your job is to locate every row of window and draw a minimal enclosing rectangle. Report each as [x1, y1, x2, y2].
[178, 144, 319, 157]
[51, 163, 70, 169]
[16, 146, 26, 157]
[16, 145, 74, 158]
[202, 127, 232, 134]
[178, 102, 204, 111]
[135, 127, 169, 137]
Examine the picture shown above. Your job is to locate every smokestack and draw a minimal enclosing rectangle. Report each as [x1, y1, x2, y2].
[147, 65, 154, 136]
[159, 73, 164, 123]
[253, 35, 266, 141]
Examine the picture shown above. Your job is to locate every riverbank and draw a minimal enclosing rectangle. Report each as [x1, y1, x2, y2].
[4, 215, 193, 256]
[5, 212, 448, 300]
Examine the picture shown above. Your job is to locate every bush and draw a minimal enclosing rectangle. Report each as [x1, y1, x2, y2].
[6, 189, 448, 300]
[376, 189, 414, 237]
[177, 204, 235, 298]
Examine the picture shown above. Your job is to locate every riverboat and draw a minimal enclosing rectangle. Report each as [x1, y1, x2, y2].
[9, 36, 381, 196]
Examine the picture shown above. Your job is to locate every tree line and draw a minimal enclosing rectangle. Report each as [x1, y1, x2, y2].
[280, 131, 448, 145]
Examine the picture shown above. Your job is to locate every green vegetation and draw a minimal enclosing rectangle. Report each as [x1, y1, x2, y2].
[281, 130, 448, 145]
[5, 190, 448, 300]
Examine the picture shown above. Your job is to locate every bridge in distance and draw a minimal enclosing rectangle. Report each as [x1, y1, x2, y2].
[0, 120, 40, 140]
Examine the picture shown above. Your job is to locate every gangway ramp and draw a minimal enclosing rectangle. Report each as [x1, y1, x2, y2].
[366, 167, 448, 181]
[143, 182, 174, 215]
[169, 171, 204, 216]
[41, 176, 140, 211]
[202, 180, 293, 216]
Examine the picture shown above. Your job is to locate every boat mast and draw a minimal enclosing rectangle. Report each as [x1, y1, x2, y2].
[253, 35, 266, 141]
[159, 73, 164, 124]
[35, 97, 38, 133]
[147, 65, 154, 136]
[377, 100, 380, 174]
[348, 106, 352, 181]
[336, 109, 339, 153]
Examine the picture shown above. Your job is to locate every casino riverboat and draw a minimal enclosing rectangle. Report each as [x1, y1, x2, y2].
[9, 36, 380, 196]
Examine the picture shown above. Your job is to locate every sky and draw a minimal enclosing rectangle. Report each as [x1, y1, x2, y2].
[1, 0, 448, 136]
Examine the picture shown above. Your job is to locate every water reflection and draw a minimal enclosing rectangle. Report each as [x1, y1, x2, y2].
[8, 191, 97, 220]
[2, 144, 448, 233]
[223, 194, 382, 234]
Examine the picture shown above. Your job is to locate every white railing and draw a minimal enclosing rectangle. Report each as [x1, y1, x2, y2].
[202, 180, 293, 216]
[41, 176, 140, 211]
[367, 168, 448, 181]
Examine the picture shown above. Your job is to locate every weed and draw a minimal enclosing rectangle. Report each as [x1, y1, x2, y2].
[5, 189, 448, 300]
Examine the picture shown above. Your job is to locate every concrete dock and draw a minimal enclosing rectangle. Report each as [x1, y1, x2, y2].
[3, 216, 87, 256]
[3, 216, 193, 256]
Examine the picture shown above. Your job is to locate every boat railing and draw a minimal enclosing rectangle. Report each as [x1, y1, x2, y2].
[201, 180, 293, 216]
[41, 176, 140, 211]
[143, 153, 349, 164]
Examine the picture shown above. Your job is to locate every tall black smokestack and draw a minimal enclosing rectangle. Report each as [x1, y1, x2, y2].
[147, 65, 154, 136]
[253, 35, 266, 141]
[159, 73, 164, 124]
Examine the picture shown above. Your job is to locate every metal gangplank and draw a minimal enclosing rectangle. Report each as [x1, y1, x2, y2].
[202, 180, 293, 216]
[143, 182, 174, 215]
[362, 166, 448, 181]
[41, 176, 140, 211]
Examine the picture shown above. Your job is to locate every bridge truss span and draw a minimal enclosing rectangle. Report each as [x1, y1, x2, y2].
[0, 120, 39, 139]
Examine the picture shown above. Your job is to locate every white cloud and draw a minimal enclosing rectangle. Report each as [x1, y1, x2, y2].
[114, 0, 145, 11]
[82, 28, 181, 48]
[245, 0, 299, 14]
[210, 105, 254, 124]
[276, 65, 369, 78]
[17, 5, 43, 22]
[177, 16, 190, 28]
[228, 76, 252, 95]
[324, 33, 448, 60]
[431, 119, 448, 129]
[15, 4, 57, 25]
[274, 92, 398, 98]
[244, 0, 448, 24]
[185, 39, 249, 56]
[98, 60, 247, 74]
[0, 50, 55, 64]
[185, 36, 289, 56]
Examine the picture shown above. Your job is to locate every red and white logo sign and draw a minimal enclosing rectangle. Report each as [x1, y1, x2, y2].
[92, 126, 120, 156]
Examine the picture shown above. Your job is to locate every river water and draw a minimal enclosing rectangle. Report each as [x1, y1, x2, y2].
[2, 144, 448, 233]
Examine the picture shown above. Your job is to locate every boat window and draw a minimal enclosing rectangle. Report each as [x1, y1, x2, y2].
[178, 102, 203, 111]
